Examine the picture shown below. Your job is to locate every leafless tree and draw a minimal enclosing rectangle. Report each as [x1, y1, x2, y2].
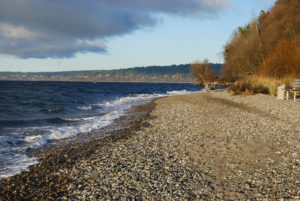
[190, 59, 217, 88]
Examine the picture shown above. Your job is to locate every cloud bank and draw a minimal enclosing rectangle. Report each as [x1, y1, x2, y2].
[0, 0, 231, 58]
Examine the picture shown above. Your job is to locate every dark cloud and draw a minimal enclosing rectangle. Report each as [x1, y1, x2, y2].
[0, 0, 231, 58]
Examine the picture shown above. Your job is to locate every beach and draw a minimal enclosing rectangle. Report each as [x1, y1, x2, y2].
[1, 91, 300, 200]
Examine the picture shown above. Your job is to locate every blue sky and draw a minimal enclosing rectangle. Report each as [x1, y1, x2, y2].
[0, 0, 276, 72]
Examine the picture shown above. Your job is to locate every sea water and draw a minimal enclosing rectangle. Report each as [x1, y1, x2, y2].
[0, 81, 204, 179]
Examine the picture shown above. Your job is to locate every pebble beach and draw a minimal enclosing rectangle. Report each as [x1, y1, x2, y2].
[1, 90, 300, 200]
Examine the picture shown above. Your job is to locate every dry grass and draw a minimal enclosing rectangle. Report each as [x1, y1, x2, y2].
[229, 75, 294, 96]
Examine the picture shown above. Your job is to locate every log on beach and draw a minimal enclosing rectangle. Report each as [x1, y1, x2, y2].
[1, 91, 300, 200]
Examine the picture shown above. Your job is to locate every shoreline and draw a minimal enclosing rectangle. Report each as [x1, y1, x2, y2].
[0, 101, 156, 200]
[0, 79, 195, 84]
[1, 91, 299, 200]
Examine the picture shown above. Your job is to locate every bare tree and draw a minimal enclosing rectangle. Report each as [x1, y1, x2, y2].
[190, 59, 217, 89]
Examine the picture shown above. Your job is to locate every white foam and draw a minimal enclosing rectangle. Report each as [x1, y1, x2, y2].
[0, 88, 202, 180]
[36, 90, 197, 142]
[24, 135, 42, 143]
[47, 111, 118, 140]
[167, 90, 189, 95]
[76, 106, 92, 111]
[47, 89, 202, 141]
[0, 134, 40, 178]
[0, 154, 38, 179]
[24, 134, 48, 147]
[60, 118, 81, 122]
[82, 117, 95, 121]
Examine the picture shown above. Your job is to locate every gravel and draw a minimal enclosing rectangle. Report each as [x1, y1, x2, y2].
[1, 90, 300, 200]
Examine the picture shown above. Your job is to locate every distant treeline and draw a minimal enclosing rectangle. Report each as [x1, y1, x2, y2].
[0, 64, 223, 83]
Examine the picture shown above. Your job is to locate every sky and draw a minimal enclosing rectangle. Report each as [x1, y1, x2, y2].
[0, 0, 276, 72]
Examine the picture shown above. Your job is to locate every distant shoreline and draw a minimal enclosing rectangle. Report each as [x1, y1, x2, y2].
[0, 79, 196, 84]
[0, 63, 223, 84]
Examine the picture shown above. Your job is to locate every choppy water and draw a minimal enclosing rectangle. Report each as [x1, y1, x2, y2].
[0, 81, 204, 179]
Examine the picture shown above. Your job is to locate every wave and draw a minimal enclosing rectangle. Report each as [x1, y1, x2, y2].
[76, 106, 92, 111]
[0, 154, 39, 179]
[0, 117, 82, 128]
[40, 108, 64, 113]
[82, 117, 95, 121]
[0, 86, 203, 179]
[51, 118, 81, 123]
[0, 135, 40, 179]
[75, 89, 198, 114]
[18, 90, 201, 142]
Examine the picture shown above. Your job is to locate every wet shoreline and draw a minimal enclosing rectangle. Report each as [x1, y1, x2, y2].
[1, 91, 299, 200]
[0, 101, 156, 200]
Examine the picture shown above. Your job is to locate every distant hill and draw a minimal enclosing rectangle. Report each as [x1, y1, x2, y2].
[0, 63, 223, 83]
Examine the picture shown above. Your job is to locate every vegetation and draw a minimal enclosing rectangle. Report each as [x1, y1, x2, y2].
[221, 0, 300, 95]
[229, 76, 294, 96]
[190, 59, 217, 86]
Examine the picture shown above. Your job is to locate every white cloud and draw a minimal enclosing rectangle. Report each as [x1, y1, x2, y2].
[77, 40, 106, 49]
[0, 23, 41, 40]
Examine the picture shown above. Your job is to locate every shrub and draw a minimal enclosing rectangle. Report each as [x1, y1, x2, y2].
[229, 75, 294, 96]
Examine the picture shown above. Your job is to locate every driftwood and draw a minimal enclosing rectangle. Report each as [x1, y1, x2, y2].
[204, 82, 215, 92]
